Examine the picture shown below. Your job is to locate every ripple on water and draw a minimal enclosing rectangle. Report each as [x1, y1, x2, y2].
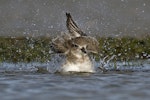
[0, 60, 150, 100]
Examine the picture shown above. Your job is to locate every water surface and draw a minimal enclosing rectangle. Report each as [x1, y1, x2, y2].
[0, 60, 150, 100]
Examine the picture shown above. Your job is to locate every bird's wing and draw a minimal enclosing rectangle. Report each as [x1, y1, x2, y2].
[66, 13, 86, 37]
[50, 36, 68, 53]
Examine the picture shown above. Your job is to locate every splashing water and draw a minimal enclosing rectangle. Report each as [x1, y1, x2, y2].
[46, 54, 65, 73]
[97, 55, 116, 72]
[0, 53, 150, 74]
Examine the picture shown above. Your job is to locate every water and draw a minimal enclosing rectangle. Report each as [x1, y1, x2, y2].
[0, 60, 150, 100]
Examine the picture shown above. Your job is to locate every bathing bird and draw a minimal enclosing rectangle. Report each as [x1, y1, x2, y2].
[50, 13, 99, 73]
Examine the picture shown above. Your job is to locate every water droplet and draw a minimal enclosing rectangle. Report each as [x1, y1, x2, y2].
[50, 25, 53, 28]
[118, 53, 121, 56]
[32, 23, 36, 26]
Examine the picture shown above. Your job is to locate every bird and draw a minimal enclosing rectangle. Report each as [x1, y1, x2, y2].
[50, 13, 99, 73]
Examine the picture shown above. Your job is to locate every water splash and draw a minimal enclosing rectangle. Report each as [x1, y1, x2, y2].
[97, 55, 116, 72]
[0, 54, 149, 73]
[46, 54, 65, 73]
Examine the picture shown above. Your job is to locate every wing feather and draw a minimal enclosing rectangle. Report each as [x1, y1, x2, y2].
[66, 13, 86, 37]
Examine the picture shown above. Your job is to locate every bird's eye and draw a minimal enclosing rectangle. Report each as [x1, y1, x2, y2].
[72, 44, 78, 47]
[74, 44, 78, 47]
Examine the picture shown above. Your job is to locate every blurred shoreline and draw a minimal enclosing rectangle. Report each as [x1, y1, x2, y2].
[0, 36, 149, 63]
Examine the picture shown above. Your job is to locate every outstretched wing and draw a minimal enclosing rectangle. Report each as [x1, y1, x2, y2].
[66, 13, 86, 37]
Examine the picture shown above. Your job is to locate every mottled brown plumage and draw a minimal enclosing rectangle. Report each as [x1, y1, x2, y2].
[50, 13, 99, 73]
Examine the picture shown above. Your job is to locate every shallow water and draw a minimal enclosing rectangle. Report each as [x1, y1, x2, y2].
[0, 60, 150, 100]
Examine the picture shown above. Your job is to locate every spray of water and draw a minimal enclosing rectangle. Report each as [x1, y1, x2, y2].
[97, 55, 116, 72]
[46, 54, 65, 73]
